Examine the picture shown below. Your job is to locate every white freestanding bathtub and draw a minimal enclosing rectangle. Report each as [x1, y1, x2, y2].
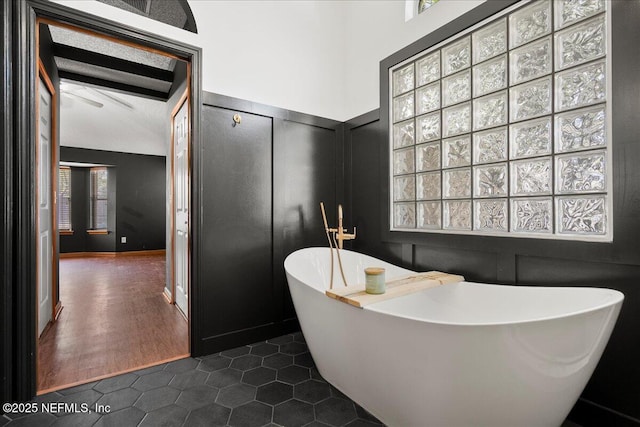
[284, 247, 623, 427]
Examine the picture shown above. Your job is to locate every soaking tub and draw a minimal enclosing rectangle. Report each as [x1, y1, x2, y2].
[284, 247, 623, 427]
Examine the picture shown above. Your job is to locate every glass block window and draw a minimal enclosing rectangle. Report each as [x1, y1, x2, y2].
[390, 0, 610, 240]
[418, 0, 440, 14]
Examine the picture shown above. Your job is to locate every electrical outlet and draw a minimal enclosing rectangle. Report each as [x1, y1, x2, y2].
[121, 236, 127, 243]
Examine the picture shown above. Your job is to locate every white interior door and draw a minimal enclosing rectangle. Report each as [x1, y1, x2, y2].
[173, 98, 189, 318]
[37, 77, 53, 336]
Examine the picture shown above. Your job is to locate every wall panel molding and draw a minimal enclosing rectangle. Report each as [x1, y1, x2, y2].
[198, 92, 342, 356]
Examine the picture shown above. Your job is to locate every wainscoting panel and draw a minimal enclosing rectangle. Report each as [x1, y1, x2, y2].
[197, 93, 342, 354]
[413, 245, 498, 283]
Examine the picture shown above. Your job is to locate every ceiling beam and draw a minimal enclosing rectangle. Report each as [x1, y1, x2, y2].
[53, 43, 174, 83]
[58, 70, 169, 101]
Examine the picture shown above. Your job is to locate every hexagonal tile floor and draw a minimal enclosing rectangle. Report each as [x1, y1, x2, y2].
[1, 332, 383, 427]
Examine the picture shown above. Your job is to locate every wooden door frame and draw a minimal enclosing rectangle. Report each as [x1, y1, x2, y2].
[7, 0, 203, 402]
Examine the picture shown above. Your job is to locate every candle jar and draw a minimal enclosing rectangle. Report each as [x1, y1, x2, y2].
[365, 267, 386, 294]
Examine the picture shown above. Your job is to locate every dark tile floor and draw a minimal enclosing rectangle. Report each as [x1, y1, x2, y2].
[1, 332, 584, 427]
[1, 333, 383, 427]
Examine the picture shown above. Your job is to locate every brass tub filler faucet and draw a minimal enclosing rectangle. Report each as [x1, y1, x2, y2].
[320, 202, 356, 289]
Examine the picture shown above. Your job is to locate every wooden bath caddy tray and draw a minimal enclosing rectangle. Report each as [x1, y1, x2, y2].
[325, 271, 464, 308]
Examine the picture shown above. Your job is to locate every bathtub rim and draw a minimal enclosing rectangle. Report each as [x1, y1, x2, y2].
[284, 247, 625, 328]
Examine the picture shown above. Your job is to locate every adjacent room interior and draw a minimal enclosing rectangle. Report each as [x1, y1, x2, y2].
[35, 20, 191, 392]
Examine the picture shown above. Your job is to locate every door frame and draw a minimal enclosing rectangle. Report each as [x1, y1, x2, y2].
[7, 0, 203, 401]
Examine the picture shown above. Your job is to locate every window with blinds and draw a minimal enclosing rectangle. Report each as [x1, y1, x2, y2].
[90, 167, 108, 230]
[58, 167, 72, 231]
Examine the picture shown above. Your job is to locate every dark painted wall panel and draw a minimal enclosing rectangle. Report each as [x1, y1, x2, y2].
[274, 120, 337, 249]
[200, 105, 273, 338]
[59, 147, 165, 252]
[414, 245, 497, 283]
[517, 256, 640, 422]
[347, 117, 404, 266]
[273, 119, 338, 319]
[197, 93, 342, 353]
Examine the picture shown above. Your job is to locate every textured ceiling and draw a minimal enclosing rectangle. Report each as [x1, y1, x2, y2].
[49, 25, 174, 70]
[59, 80, 169, 156]
[96, 0, 188, 31]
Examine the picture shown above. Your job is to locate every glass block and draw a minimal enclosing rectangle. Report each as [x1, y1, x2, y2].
[509, 77, 552, 122]
[394, 175, 416, 201]
[472, 18, 507, 64]
[393, 92, 414, 123]
[393, 63, 414, 96]
[442, 36, 470, 76]
[509, 36, 552, 85]
[443, 103, 471, 137]
[416, 82, 440, 115]
[419, 0, 440, 14]
[394, 202, 416, 229]
[555, 60, 606, 112]
[473, 55, 507, 97]
[393, 147, 415, 175]
[416, 142, 441, 172]
[474, 163, 508, 198]
[442, 70, 471, 107]
[416, 112, 441, 143]
[509, 117, 552, 160]
[556, 150, 606, 194]
[443, 200, 472, 230]
[416, 171, 441, 200]
[509, 0, 552, 49]
[443, 168, 471, 199]
[393, 120, 415, 149]
[416, 51, 441, 86]
[511, 197, 553, 233]
[555, 0, 605, 30]
[417, 201, 442, 229]
[555, 105, 606, 153]
[474, 199, 508, 232]
[473, 127, 508, 165]
[511, 157, 552, 196]
[473, 91, 507, 131]
[442, 135, 471, 169]
[556, 195, 607, 235]
[555, 15, 606, 71]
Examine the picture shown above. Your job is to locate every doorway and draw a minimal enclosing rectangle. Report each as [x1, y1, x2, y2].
[35, 18, 194, 393]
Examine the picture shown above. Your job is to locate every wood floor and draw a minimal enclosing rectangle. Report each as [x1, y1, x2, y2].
[37, 254, 188, 393]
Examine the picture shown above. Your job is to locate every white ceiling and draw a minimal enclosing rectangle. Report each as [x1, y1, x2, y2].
[59, 80, 169, 156]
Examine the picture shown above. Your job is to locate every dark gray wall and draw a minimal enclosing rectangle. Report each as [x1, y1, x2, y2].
[59, 147, 166, 253]
[195, 93, 342, 354]
[344, 2, 640, 426]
